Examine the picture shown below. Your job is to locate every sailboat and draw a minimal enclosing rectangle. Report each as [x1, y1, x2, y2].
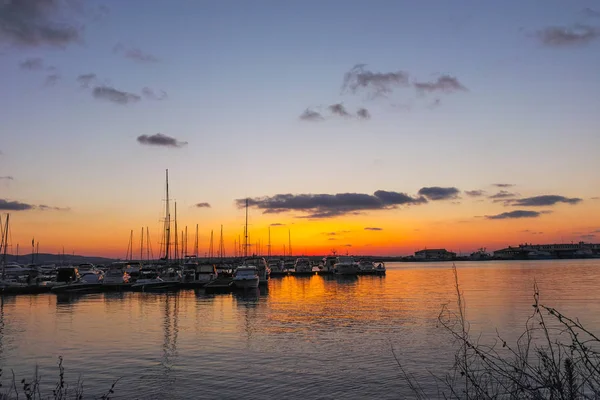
[233, 199, 270, 288]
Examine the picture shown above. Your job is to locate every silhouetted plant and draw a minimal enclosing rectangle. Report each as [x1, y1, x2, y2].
[0, 357, 118, 400]
[396, 265, 600, 399]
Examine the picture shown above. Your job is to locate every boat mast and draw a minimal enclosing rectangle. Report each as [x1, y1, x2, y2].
[129, 229, 133, 261]
[31, 237, 35, 264]
[180, 229, 184, 263]
[146, 227, 150, 261]
[174, 201, 178, 263]
[219, 225, 224, 260]
[185, 226, 188, 259]
[140, 227, 144, 261]
[194, 224, 199, 258]
[1, 214, 9, 278]
[244, 198, 249, 258]
[164, 169, 171, 261]
[209, 230, 214, 260]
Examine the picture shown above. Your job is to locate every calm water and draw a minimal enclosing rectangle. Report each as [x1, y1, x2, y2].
[1, 260, 600, 399]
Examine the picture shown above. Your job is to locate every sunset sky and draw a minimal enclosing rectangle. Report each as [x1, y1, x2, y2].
[1, 0, 600, 258]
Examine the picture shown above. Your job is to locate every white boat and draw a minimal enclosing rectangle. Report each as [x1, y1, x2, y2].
[283, 260, 295, 273]
[102, 262, 131, 284]
[294, 257, 312, 274]
[357, 260, 375, 273]
[131, 270, 180, 292]
[182, 263, 218, 288]
[241, 257, 270, 285]
[233, 265, 259, 288]
[334, 256, 359, 275]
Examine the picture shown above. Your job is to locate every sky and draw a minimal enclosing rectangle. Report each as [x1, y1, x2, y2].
[1, 0, 600, 258]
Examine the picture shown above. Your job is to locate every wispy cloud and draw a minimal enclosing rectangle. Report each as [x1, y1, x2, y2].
[113, 43, 159, 63]
[137, 133, 187, 148]
[489, 190, 519, 200]
[357, 108, 371, 119]
[38, 204, 70, 211]
[92, 86, 141, 105]
[509, 195, 582, 207]
[237, 190, 427, 218]
[329, 103, 351, 117]
[299, 108, 324, 122]
[364, 227, 383, 231]
[19, 57, 44, 70]
[45, 73, 60, 86]
[342, 64, 409, 97]
[536, 25, 600, 47]
[77, 73, 96, 88]
[0, 0, 82, 48]
[142, 87, 167, 101]
[414, 75, 467, 93]
[270, 223, 286, 227]
[465, 190, 485, 197]
[493, 183, 515, 188]
[418, 187, 460, 201]
[195, 202, 211, 208]
[0, 176, 14, 181]
[486, 210, 544, 220]
[0, 199, 33, 211]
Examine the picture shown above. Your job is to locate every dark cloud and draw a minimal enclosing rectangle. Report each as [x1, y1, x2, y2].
[0, 0, 82, 48]
[113, 43, 159, 63]
[342, 64, 409, 97]
[418, 186, 460, 201]
[299, 108, 324, 122]
[493, 183, 515, 188]
[142, 87, 167, 100]
[510, 195, 582, 207]
[270, 223, 285, 227]
[486, 210, 543, 220]
[357, 108, 371, 119]
[583, 8, 600, 18]
[414, 75, 467, 93]
[0, 199, 34, 211]
[465, 190, 485, 197]
[19, 57, 44, 70]
[329, 103, 351, 117]
[195, 202, 211, 208]
[137, 133, 188, 148]
[45, 73, 60, 86]
[77, 73, 96, 88]
[536, 25, 600, 47]
[364, 227, 383, 231]
[237, 190, 427, 219]
[92, 85, 141, 104]
[0, 176, 13, 181]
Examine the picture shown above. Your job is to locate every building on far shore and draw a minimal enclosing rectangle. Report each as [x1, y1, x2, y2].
[494, 242, 600, 260]
[414, 248, 456, 260]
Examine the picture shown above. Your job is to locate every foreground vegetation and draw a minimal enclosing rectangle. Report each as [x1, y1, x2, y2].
[397, 265, 600, 399]
[0, 357, 119, 400]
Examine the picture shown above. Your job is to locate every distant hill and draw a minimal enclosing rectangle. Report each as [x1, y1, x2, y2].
[2, 253, 117, 265]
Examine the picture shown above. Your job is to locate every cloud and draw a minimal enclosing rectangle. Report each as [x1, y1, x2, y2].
[92, 86, 141, 104]
[195, 202, 211, 208]
[343, 244, 352, 247]
[342, 64, 409, 97]
[0, 176, 13, 180]
[510, 195, 582, 207]
[327, 237, 337, 241]
[583, 8, 600, 18]
[299, 108, 324, 121]
[493, 183, 515, 188]
[357, 108, 371, 119]
[414, 75, 467, 93]
[77, 73, 96, 88]
[0, 199, 34, 211]
[465, 190, 485, 197]
[113, 43, 159, 63]
[364, 227, 383, 231]
[270, 223, 286, 227]
[38, 204, 70, 211]
[418, 186, 460, 201]
[45, 73, 60, 86]
[137, 133, 188, 148]
[489, 190, 518, 199]
[142, 87, 168, 100]
[536, 25, 600, 47]
[19, 57, 44, 70]
[328, 103, 351, 117]
[591, 197, 600, 200]
[486, 210, 544, 220]
[237, 190, 427, 218]
[0, 0, 82, 48]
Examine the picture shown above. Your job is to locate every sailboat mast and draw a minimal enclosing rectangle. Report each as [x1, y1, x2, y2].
[194, 224, 199, 257]
[140, 227, 144, 261]
[244, 198, 249, 258]
[1, 214, 9, 277]
[146, 227, 150, 261]
[164, 169, 171, 261]
[181, 230, 184, 263]
[174, 201, 178, 263]
[129, 229, 133, 261]
[209, 230, 214, 259]
[219, 225, 224, 259]
[185, 226, 188, 259]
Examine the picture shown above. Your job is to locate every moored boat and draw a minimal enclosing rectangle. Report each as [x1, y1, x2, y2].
[334, 256, 359, 276]
[232, 265, 259, 288]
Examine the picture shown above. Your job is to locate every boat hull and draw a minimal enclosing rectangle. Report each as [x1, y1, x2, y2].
[52, 283, 104, 293]
[131, 281, 180, 292]
[233, 278, 259, 288]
